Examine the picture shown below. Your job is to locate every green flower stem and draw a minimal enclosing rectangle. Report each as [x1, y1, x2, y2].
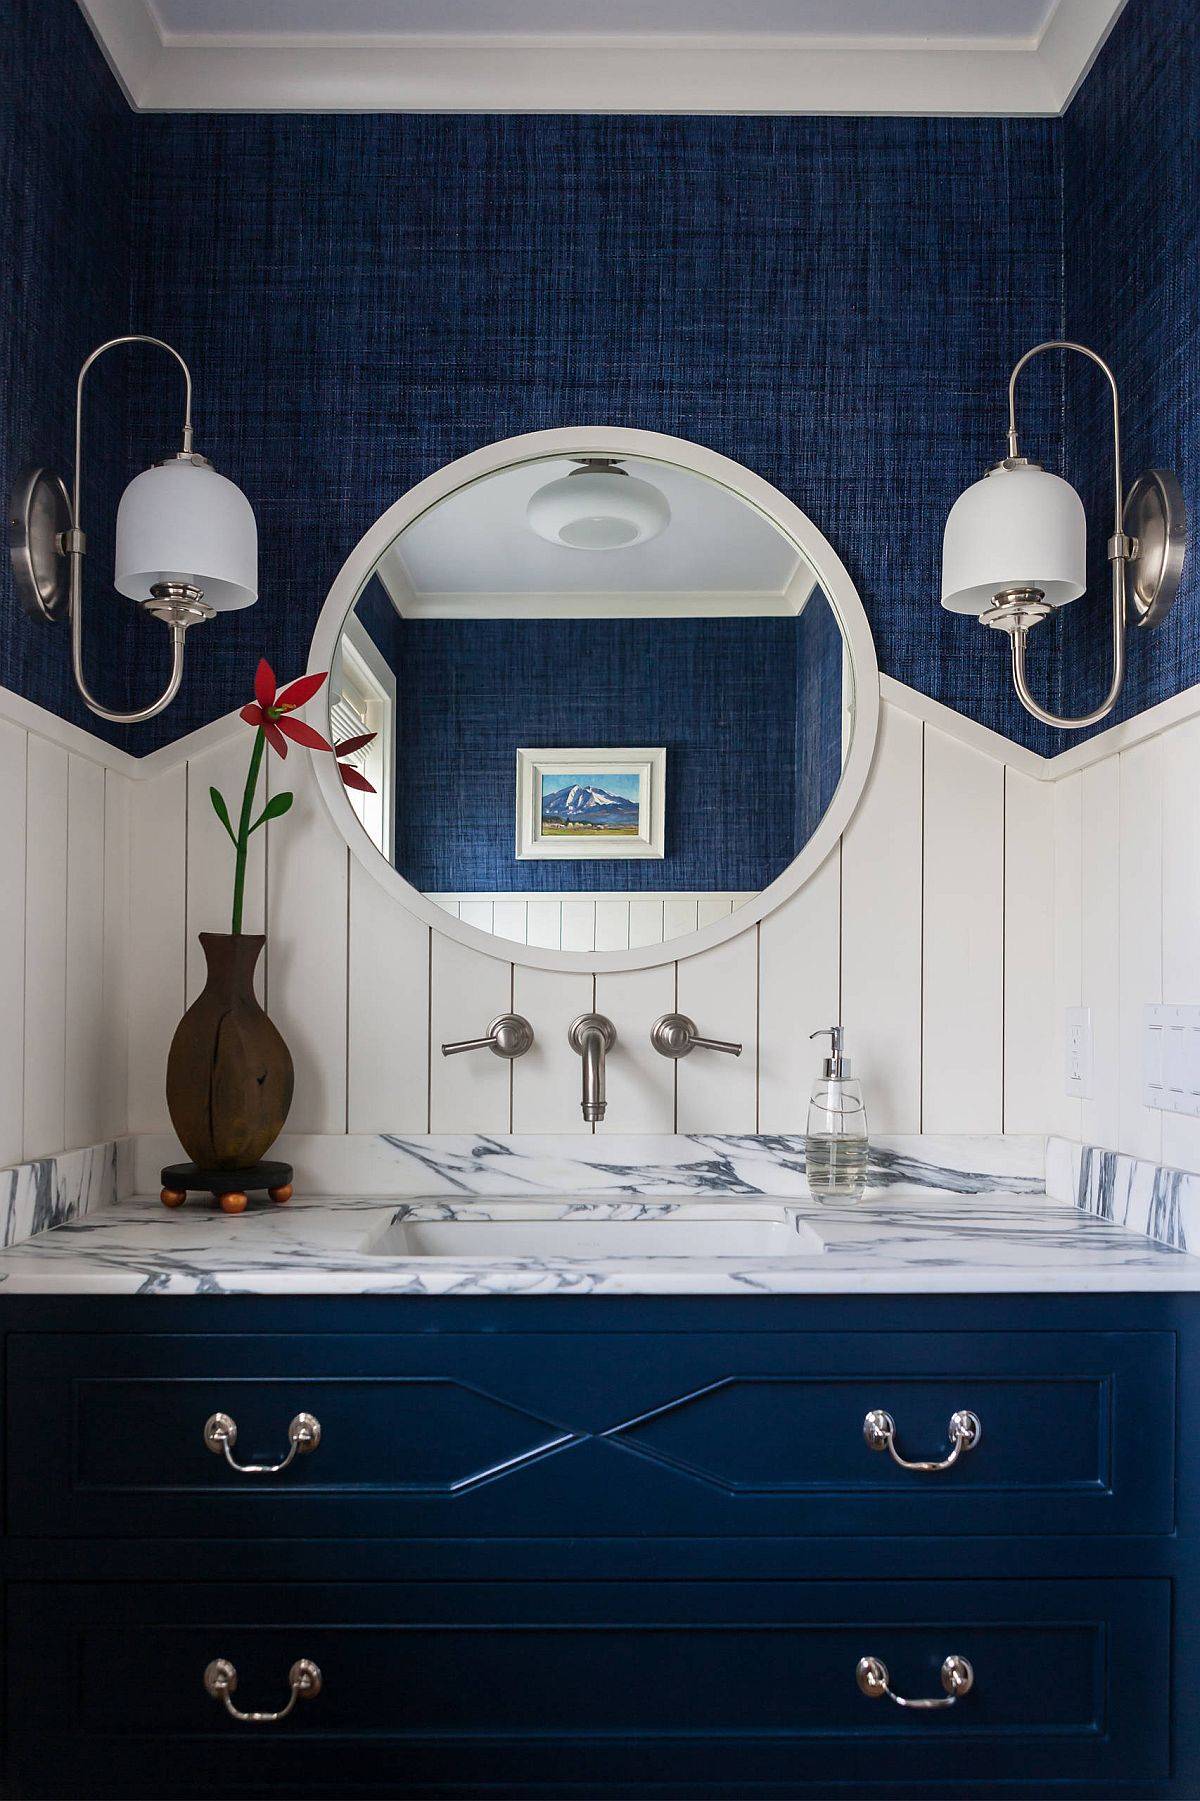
[231, 726, 267, 935]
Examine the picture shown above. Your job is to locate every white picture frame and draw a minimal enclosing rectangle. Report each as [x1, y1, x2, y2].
[515, 747, 666, 860]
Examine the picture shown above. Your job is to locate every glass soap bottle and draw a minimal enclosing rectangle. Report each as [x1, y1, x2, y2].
[805, 1026, 868, 1201]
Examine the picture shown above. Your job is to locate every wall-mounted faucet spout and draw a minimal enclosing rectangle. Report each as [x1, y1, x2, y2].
[567, 1013, 617, 1123]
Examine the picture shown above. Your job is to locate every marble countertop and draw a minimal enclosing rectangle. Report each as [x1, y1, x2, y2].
[0, 1186, 1196, 1295]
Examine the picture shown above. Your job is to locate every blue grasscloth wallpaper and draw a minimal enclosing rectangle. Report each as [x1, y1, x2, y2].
[2, 0, 1195, 761]
[372, 595, 842, 895]
[0, 0, 135, 745]
[1058, 0, 1200, 741]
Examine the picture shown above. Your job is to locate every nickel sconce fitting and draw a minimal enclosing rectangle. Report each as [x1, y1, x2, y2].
[941, 339, 1187, 731]
[9, 334, 257, 726]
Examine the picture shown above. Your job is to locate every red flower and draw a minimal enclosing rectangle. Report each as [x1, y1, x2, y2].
[335, 731, 377, 795]
[240, 658, 333, 758]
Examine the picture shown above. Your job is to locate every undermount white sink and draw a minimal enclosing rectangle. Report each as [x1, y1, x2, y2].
[363, 1201, 824, 1260]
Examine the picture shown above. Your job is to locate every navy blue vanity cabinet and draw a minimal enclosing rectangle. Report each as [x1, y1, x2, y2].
[0, 1290, 1197, 1801]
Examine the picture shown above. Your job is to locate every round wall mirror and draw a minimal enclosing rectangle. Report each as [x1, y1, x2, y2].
[308, 428, 879, 971]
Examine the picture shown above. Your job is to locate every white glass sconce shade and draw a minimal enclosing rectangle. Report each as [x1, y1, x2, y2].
[115, 457, 258, 610]
[941, 463, 1087, 615]
[527, 464, 671, 550]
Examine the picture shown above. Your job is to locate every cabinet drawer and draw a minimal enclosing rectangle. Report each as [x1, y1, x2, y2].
[6, 1578, 1170, 1798]
[7, 1328, 1174, 1538]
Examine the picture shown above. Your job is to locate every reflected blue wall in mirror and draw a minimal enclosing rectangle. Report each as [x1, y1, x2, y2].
[355, 576, 842, 893]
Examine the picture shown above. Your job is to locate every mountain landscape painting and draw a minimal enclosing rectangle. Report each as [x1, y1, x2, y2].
[540, 771, 641, 836]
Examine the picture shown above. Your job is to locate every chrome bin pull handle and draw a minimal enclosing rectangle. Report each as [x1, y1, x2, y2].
[857, 1654, 974, 1710]
[863, 1408, 981, 1472]
[203, 1411, 321, 1474]
[204, 1657, 322, 1723]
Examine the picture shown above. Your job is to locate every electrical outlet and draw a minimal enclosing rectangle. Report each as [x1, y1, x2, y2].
[1065, 1006, 1093, 1099]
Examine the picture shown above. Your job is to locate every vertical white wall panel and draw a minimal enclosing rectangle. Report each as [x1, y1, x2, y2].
[594, 963, 677, 1133]
[101, 769, 131, 1142]
[1052, 771, 1084, 1142]
[526, 900, 561, 950]
[185, 734, 266, 1006]
[757, 846, 840, 1134]
[922, 727, 1004, 1133]
[1161, 714, 1200, 1171]
[1003, 769, 1054, 1135]
[629, 900, 664, 949]
[560, 902, 595, 953]
[594, 901, 630, 952]
[1117, 737, 1163, 1162]
[664, 899, 698, 943]
[1080, 757, 1121, 1149]
[841, 703, 923, 1132]
[429, 935, 512, 1133]
[512, 965, 594, 1133]
[65, 756, 106, 1149]
[266, 751, 349, 1134]
[348, 859, 430, 1133]
[23, 739, 68, 1160]
[676, 932, 758, 1132]
[0, 722, 27, 1168]
[492, 900, 528, 945]
[128, 764, 187, 1135]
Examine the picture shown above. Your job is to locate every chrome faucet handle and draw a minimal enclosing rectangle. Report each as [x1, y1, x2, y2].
[650, 1013, 742, 1059]
[441, 1013, 534, 1059]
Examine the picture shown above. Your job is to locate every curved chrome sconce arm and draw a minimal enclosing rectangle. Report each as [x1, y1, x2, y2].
[1004, 341, 1130, 732]
[68, 336, 201, 725]
[10, 334, 254, 727]
[943, 338, 1186, 733]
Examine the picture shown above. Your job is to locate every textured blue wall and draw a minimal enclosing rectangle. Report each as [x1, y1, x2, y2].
[388, 609, 823, 893]
[1056, 0, 1200, 741]
[121, 112, 1066, 754]
[0, 0, 135, 745]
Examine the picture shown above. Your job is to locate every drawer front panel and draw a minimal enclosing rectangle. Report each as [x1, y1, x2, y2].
[7, 1329, 1173, 1538]
[6, 1579, 1169, 1798]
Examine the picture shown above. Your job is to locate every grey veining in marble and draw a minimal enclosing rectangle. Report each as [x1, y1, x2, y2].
[133, 1131, 1046, 1202]
[0, 1183, 1194, 1296]
[0, 1138, 129, 1249]
[1046, 1135, 1200, 1253]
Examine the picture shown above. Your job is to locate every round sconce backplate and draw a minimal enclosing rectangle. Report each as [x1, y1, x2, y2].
[9, 466, 71, 622]
[1125, 466, 1187, 630]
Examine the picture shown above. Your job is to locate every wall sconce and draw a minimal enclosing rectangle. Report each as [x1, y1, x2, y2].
[941, 339, 1186, 731]
[9, 334, 256, 725]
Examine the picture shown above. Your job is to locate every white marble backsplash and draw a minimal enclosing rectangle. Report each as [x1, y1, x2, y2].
[132, 1131, 1046, 1202]
[1046, 1136, 1200, 1254]
[0, 1138, 130, 1249]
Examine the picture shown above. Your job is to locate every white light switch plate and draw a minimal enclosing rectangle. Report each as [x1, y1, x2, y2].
[1065, 1007, 1093, 1099]
[1145, 1004, 1200, 1116]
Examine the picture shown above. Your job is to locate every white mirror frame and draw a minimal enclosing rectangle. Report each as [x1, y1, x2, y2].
[307, 426, 879, 973]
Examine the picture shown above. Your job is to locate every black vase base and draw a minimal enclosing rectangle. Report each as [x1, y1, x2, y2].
[159, 1161, 294, 1213]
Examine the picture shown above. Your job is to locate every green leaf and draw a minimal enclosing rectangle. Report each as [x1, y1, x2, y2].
[249, 790, 294, 833]
[209, 786, 237, 844]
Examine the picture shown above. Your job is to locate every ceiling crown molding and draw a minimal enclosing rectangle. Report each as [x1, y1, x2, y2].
[78, 0, 1125, 116]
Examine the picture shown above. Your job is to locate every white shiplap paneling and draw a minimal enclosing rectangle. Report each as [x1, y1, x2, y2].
[1003, 768, 1054, 1135]
[0, 721, 27, 1167]
[428, 934, 512, 1133]
[348, 857, 430, 1134]
[127, 763, 187, 1134]
[841, 702, 923, 1133]
[1161, 714, 1200, 1172]
[594, 962, 677, 1133]
[512, 964, 594, 1133]
[1051, 770, 1084, 1142]
[1080, 757, 1121, 1150]
[101, 768, 131, 1141]
[65, 755, 106, 1149]
[1117, 736, 1163, 1163]
[757, 846, 840, 1134]
[22, 739, 68, 1161]
[676, 931, 758, 1133]
[921, 726, 1004, 1134]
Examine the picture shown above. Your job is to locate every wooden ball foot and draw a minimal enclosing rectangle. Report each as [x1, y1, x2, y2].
[268, 1183, 293, 1205]
[219, 1191, 248, 1215]
[160, 1188, 187, 1209]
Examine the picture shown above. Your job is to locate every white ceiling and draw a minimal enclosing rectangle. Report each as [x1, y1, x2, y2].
[374, 457, 813, 620]
[79, 0, 1125, 114]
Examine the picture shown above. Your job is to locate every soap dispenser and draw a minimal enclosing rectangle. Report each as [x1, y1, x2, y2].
[805, 1026, 868, 1200]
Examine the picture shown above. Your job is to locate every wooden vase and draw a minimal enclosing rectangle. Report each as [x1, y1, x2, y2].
[165, 933, 294, 1170]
